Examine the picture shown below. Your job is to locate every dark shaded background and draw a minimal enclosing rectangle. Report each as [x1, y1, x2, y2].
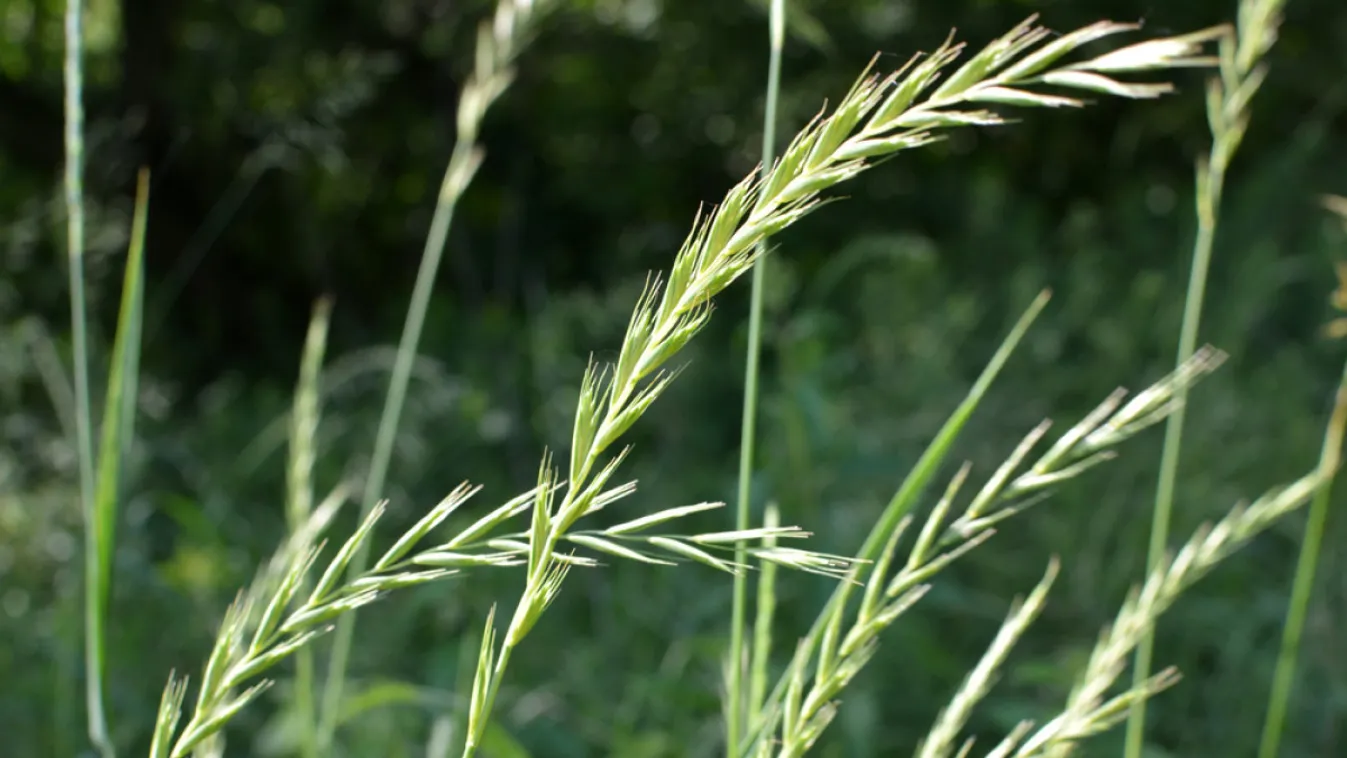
[3, 0, 1347, 756]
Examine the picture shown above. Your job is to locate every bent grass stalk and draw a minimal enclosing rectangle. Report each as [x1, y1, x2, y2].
[1126, 0, 1289, 754]
[318, 0, 551, 748]
[726, 11, 1232, 743]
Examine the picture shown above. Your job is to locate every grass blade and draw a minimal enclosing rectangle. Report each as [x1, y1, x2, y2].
[90, 161, 150, 758]
[92, 166, 151, 622]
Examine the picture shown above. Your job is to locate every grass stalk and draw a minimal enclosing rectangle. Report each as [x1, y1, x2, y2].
[63, 0, 112, 751]
[1256, 204, 1347, 758]
[1125, 3, 1286, 754]
[316, 1, 546, 748]
[1256, 364, 1346, 758]
[728, 0, 786, 752]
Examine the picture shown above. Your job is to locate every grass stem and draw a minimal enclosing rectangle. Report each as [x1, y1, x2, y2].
[1125, 5, 1286, 750]
[1123, 203, 1218, 758]
[63, 0, 113, 753]
[728, 0, 785, 753]
[318, 138, 476, 749]
[316, 3, 542, 746]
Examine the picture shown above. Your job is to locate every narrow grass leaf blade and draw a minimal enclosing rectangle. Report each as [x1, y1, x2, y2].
[865, 291, 1049, 564]
[88, 167, 150, 757]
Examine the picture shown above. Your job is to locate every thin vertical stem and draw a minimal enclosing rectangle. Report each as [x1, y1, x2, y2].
[317, 2, 543, 746]
[728, 1, 785, 755]
[318, 138, 476, 749]
[1124, 174, 1221, 757]
[64, 0, 111, 754]
[1126, 4, 1285, 748]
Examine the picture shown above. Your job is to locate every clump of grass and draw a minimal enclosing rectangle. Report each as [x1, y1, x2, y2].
[1256, 197, 1347, 758]
[457, 17, 1233, 757]
[1127, 0, 1290, 752]
[1004, 468, 1325, 758]
[741, 345, 1229, 757]
[48, 0, 1337, 755]
[133, 11, 1238, 757]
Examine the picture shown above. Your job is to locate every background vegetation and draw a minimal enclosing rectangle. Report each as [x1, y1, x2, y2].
[2, 0, 1346, 755]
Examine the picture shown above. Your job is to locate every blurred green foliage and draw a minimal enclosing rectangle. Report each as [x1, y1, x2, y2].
[2, 0, 1347, 756]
